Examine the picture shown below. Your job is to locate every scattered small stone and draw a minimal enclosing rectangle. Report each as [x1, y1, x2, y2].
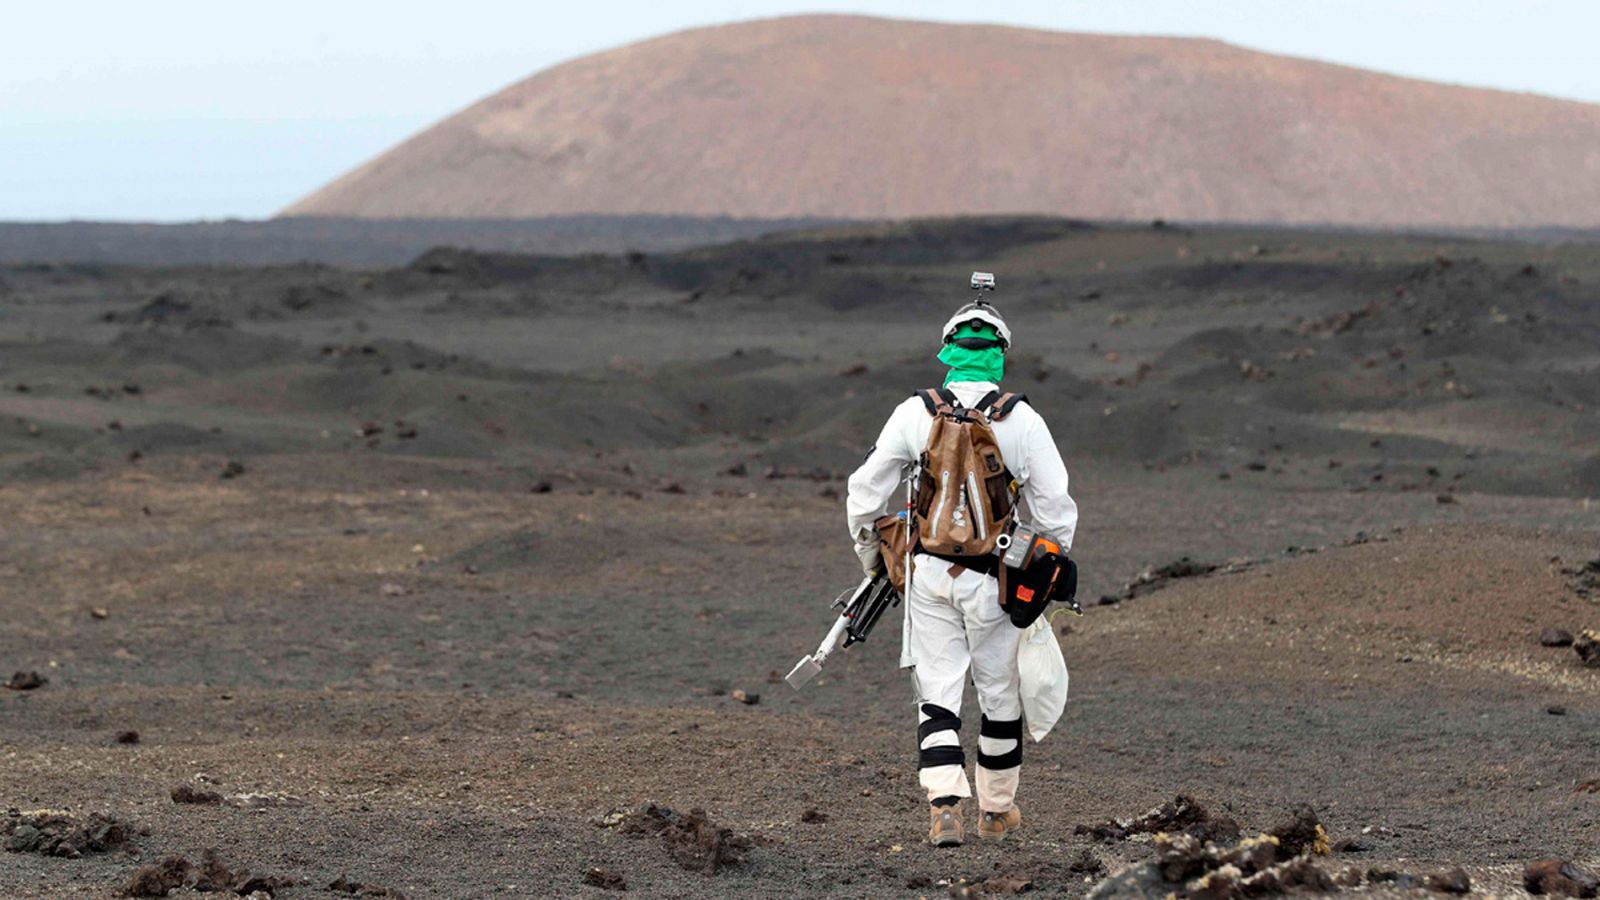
[800, 809, 828, 824]
[948, 878, 983, 898]
[5, 671, 46, 691]
[1269, 804, 1331, 857]
[582, 867, 628, 891]
[617, 801, 754, 875]
[380, 582, 410, 598]
[839, 363, 869, 377]
[1238, 359, 1273, 381]
[1369, 868, 1421, 889]
[1076, 794, 1240, 844]
[1548, 705, 1568, 716]
[1425, 867, 1472, 894]
[1435, 493, 1457, 504]
[1541, 628, 1575, 647]
[660, 482, 687, 494]
[730, 689, 759, 705]
[1562, 558, 1600, 599]
[530, 481, 553, 494]
[1524, 857, 1599, 897]
[984, 873, 1033, 894]
[219, 460, 246, 480]
[1068, 849, 1107, 876]
[1574, 630, 1600, 668]
[124, 850, 295, 898]
[170, 784, 223, 805]
[115, 730, 140, 745]
[124, 856, 195, 896]
[4, 810, 134, 858]
[721, 461, 749, 477]
[90, 607, 110, 620]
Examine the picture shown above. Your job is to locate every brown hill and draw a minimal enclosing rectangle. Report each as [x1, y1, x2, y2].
[285, 14, 1600, 227]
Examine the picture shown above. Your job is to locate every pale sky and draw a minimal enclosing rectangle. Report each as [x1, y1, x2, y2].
[3, 1, 1596, 221]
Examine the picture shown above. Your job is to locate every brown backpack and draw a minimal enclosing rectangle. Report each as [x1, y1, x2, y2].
[910, 388, 1026, 559]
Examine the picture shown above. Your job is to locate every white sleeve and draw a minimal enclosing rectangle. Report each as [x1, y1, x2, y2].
[1016, 411, 1078, 552]
[846, 399, 919, 546]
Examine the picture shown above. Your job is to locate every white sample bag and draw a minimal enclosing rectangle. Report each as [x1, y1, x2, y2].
[1018, 615, 1069, 742]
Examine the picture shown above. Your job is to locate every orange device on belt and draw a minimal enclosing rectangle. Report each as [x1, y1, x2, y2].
[993, 526, 1078, 626]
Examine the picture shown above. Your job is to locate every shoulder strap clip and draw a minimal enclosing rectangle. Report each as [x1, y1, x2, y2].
[987, 392, 1028, 421]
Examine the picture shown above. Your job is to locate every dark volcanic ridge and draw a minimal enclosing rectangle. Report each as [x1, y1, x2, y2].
[3, 217, 1598, 501]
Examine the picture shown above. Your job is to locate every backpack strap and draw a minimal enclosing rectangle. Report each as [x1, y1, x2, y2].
[986, 392, 1029, 421]
[916, 388, 960, 416]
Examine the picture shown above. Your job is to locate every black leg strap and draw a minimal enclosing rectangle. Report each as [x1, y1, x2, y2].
[917, 703, 961, 743]
[921, 746, 966, 769]
[931, 795, 961, 808]
[979, 714, 1023, 740]
[918, 703, 965, 769]
[977, 715, 1023, 770]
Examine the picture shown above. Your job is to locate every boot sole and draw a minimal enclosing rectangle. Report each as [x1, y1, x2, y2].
[930, 834, 963, 847]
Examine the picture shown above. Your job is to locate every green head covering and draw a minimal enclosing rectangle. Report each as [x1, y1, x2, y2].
[937, 322, 1005, 386]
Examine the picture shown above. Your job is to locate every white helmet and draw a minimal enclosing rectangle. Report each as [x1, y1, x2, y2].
[940, 300, 1011, 350]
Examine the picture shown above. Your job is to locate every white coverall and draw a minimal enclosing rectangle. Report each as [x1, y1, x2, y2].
[846, 381, 1077, 811]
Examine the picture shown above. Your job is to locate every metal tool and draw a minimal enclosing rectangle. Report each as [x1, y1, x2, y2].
[785, 571, 902, 689]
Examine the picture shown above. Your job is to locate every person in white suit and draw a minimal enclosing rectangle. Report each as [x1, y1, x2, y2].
[847, 295, 1078, 846]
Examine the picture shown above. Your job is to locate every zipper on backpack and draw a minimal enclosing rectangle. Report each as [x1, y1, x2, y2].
[966, 471, 988, 541]
[930, 470, 951, 539]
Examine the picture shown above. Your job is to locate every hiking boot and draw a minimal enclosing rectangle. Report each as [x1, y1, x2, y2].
[978, 807, 1022, 841]
[928, 805, 964, 847]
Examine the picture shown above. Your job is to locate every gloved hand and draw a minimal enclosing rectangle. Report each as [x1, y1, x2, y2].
[853, 541, 883, 576]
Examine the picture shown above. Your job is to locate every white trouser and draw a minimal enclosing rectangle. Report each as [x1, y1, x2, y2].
[908, 553, 1025, 812]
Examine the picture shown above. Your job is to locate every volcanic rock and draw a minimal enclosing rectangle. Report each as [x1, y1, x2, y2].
[1574, 630, 1600, 667]
[170, 784, 223, 805]
[582, 867, 627, 891]
[123, 849, 294, 897]
[617, 801, 754, 875]
[1425, 867, 1473, 894]
[1077, 794, 1240, 844]
[1525, 858, 1599, 897]
[1088, 830, 1335, 899]
[1541, 628, 1575, 647]
[5, 671, 46, 691]
[4, 810, 134, 858]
